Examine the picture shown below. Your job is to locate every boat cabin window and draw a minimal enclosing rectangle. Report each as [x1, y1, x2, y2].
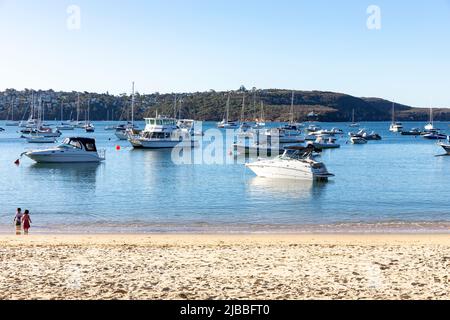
[61, 138, 82, 149]
[145, 118, 176, 126]
[85, 143, 97, 152]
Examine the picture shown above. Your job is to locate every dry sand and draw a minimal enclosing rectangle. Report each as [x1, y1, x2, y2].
[0, 234, 449, 300]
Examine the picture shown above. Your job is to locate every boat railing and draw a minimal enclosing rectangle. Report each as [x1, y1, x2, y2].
[98, 149, 106, 160]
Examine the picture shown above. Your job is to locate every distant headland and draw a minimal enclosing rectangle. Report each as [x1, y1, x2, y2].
[1, 88, 449, 122]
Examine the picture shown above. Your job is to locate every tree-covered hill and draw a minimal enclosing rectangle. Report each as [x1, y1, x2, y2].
[1, 88, 449, 122]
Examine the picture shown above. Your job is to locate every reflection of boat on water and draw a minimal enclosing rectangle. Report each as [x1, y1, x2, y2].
[28, 162, 101, 183]
[247, 177, 316, 200]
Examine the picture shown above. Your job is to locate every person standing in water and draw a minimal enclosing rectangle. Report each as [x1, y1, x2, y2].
[13, 208, 23, 235]
[22, 210, 32, 235]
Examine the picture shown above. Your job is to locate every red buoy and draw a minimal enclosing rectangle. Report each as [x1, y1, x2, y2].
[14, 159, 20, 166]
[116, 145, 121, 151]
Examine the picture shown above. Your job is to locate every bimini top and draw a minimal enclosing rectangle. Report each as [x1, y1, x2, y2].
[61, 137, 98, 152]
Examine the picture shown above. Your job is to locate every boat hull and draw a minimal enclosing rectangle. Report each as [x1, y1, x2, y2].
[246, 161, 333, 181]
[129, 138, 199, 149]
[25, 150, 104, 163]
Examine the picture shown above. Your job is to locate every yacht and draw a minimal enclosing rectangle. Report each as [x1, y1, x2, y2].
[85, 124, 95, 132]
[245, 145, 334, 181]
[56, 122, 75, 130]
[178, 119, 203, 137]
[349, 109, 360, 127]
[350, 136, 368, 144]
[401, 128, 422, 136]
[265, 128, 304, 144]
[389, 102, 403, 132]
[27, 127, 62, 138]
[115, 123, 139, 140]
[309, 136, 340, 149]
[217, 93, 239, 129]
[56, 103, 75, 130]
[115, 83, 140, 139]
[24, 137, 105, 163]
[5, 100, 19, 126]
[128, 116, 198, 149]
[423, 132, 447, 140]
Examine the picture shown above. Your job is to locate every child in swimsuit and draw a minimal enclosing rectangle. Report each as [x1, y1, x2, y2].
[14, 208, 23, 235]
[22, 210, 32, 235]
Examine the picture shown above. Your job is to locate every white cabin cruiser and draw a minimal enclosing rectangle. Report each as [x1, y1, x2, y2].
[246, 145, 334, 181]
[25, 137, 105, 163]
[309, 136, 340, 149]
[350, 136, 368, 144]
[128, 116, 198, 149]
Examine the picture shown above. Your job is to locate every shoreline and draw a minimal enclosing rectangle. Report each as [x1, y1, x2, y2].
[1, 234, 449, 300]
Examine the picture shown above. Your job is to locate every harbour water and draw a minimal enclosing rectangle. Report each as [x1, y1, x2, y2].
[0, 121, 449, 234]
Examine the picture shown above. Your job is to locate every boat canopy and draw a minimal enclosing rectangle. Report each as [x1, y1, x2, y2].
[62, 137, 97, 152]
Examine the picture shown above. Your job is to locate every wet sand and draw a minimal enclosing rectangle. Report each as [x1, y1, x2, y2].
[0, 234, 449, 300]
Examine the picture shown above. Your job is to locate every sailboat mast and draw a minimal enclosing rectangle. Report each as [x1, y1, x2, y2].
[226, 93, 230, 123]
[290, 91, 294, 124]
[77, 93, 80, 123]
[131, 82, 135, 125]
[241, 93, 246, 122]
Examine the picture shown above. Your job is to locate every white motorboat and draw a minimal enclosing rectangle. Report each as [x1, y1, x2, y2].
[128, 116, 198, 149]
[25, 136, 57, 144]
[115, 123, 138, 140]
[178, 119, 203, 136]
[24, 137, 105, 163]
[350, 136, 368, 144]
[85, 123, 95, 132]
[309, 136, 340, 149]
[245, 146, 334, 181]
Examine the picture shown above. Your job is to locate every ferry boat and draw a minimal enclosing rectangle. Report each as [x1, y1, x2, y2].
[24, 137, 105, 163]
[128, 116, 198, 149]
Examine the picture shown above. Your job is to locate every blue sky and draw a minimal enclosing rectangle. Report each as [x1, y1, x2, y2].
[0, 0, 450, 107]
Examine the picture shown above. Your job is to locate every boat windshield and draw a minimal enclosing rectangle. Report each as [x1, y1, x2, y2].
[59, 138, 82, 149]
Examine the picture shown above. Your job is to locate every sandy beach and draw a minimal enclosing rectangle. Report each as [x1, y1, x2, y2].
[0, 234, 448, 300]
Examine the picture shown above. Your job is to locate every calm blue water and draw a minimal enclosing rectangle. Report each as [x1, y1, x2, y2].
[1, 121, 449, 233]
